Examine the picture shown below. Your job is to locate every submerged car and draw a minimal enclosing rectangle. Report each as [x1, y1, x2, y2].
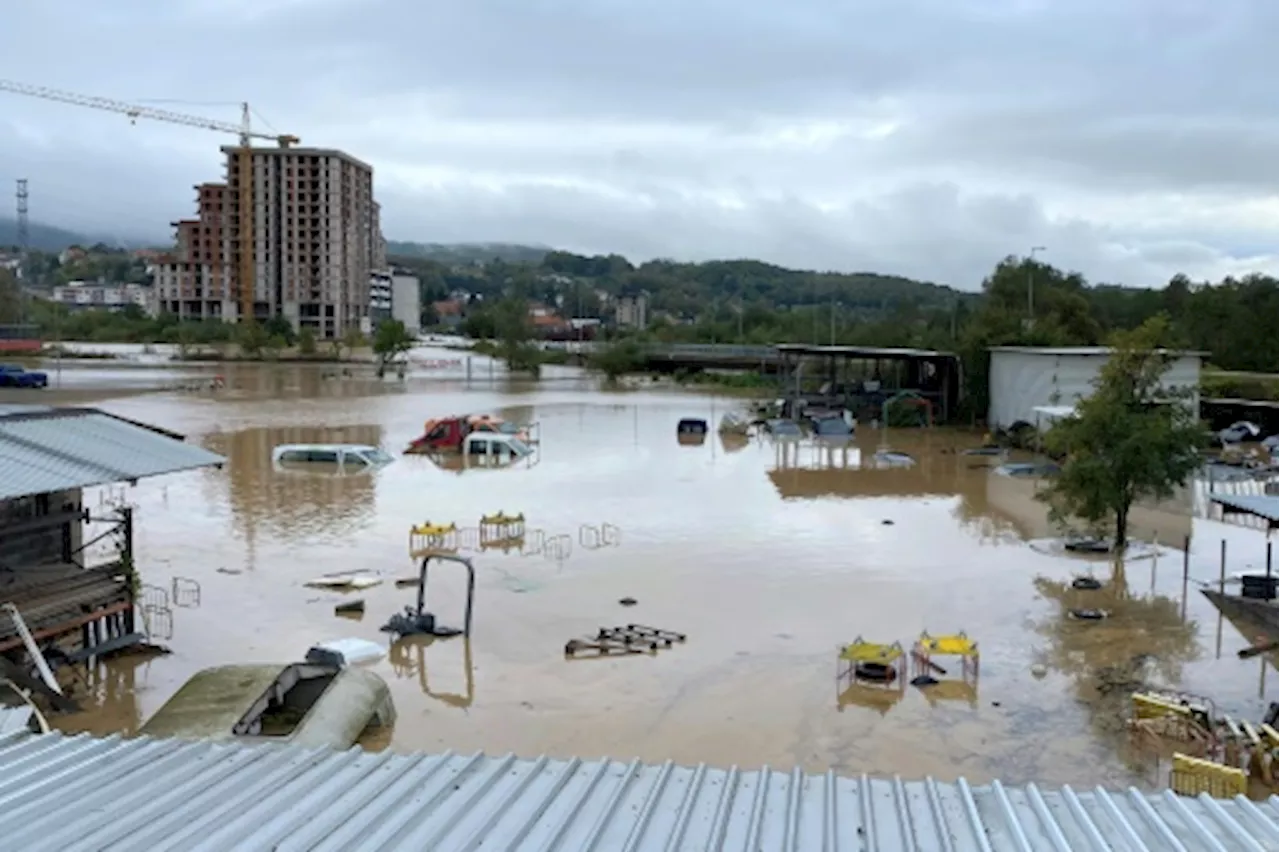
[809, 413, 853, 438]
[765, 419, 803, 438]
[994, 461, 1061, 478]
[139, 662, 395, 749]
[272, 443, 395, 469]
[1217, 421, 1262, 445]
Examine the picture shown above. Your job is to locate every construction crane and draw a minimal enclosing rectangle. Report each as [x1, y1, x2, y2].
[0, 79, 300, 325]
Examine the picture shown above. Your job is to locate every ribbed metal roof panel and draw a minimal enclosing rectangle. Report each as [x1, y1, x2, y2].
[1209, 492, 1280, 525]
[0, 730, 1275, 851]
[0, 407, 224, 500]
[0, 706, 33, 735]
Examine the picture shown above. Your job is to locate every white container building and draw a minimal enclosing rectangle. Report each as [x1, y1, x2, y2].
[987, 346, 1203, 431]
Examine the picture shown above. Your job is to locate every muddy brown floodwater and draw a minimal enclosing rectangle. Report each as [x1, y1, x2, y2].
[43, 350, 1277, 791]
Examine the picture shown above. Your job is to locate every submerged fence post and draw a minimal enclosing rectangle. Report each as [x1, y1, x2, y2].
[1267, 541, 1274, 580]
[1219, 539, 1227, 593]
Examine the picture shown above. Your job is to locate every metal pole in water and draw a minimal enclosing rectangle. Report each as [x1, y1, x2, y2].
[1219, 538, 1227, 592]
[1259, 539, 1269, 601]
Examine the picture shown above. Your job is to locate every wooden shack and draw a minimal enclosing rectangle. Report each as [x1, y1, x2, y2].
[0, 404, 224, 674]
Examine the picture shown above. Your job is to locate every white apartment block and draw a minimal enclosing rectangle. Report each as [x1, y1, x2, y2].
[51, 281, 155, 315]
[368, 268, 421, 337]
[154, 146, 384, 338]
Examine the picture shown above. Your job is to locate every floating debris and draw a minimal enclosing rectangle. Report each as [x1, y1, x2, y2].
[1064, 538, 1112, 554]
[380, 607, 464, 639]
[304, 573, 382, 591]
[565, 624, 687, 657]
[1069, 608, 1108, 621]
[305, 638, 384, 667]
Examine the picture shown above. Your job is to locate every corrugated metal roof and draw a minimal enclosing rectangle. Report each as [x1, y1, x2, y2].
[1210, 492, 1280, 526]
[0, 729, 1274, 851]
[0, 402, 51, 417]
[989, 346, 1208, 357]
[0, 407, 225, 501]
[775, 344, 956, 359]
[0, 706, 33, 735]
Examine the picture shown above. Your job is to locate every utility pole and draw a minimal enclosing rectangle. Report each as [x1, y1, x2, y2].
[15, 179, 29, 322]
[1027, 245, 1046, 329]
[829, 297, 837, 345]
[15, 179, 28, 258]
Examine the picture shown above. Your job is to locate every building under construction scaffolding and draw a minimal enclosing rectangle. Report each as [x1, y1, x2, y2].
[775, 344, 963, 424]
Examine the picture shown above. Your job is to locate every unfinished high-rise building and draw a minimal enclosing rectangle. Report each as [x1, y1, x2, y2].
[155, 146, 384, 338]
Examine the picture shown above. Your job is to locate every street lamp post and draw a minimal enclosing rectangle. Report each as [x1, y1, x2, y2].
[1027, 245, 1047, 326]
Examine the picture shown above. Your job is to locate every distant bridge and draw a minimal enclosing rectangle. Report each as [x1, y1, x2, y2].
[540, 341, 780, 369]
[539, 341, 960, 374]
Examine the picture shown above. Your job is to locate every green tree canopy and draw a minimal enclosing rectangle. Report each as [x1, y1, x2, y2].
[1037, 315, 1206, 548]
[372, 319, 416, 371]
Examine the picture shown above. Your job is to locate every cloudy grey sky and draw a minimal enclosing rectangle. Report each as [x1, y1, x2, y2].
[4, 0, 1277, 289]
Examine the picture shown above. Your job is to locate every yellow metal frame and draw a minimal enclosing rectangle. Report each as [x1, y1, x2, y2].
[409, 521, 459, 558]
[911, 626, 977, 695]
[839, 637, 904, 664]
[479, 512, 526, 550]
[835, 637, 906, 703]
[914, 630, 979, 659]
[1170, 752, 1247, 798]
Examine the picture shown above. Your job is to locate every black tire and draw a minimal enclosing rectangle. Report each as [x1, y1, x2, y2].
[855, 661, 897, 682]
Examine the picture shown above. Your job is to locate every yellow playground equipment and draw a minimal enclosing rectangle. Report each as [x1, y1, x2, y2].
[479, 512, 526, 551]
[1170, 753, 1248, 798]
[1127, 690, 1279, 794]
[409, 521, 459, 557]
[836, 636, 905, 689]
[911, 630, 980, 683]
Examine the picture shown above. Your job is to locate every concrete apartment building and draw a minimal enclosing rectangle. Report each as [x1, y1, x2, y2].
[368, 268, 422, 336]
[615, 293, 649, 329]
[155, 147, 385, 338]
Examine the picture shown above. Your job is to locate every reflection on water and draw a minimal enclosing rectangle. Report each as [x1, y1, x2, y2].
[38, 374, 1277, 792]
[768, 433, 970, 499]
[204, 423, 385, 549]
[389, 636, 475, 710]
[1032, 559, 1202, 784]
[989, 472, 1194, 545]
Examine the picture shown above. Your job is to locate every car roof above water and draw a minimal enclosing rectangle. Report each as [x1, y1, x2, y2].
[272, 443, 383, 458]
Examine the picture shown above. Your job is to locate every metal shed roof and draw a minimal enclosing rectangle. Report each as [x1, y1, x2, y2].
[0, 406, 224, 501]
[1209, 492, 1280, 528]
[989, 346, 1208, 358]
[775, 343, 957, 360]
[0, 723, 1275, 852]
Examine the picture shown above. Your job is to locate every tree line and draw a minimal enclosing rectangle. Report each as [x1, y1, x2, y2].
[4, 247, 1276, 399]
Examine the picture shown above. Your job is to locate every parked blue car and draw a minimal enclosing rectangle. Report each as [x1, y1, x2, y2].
[0, 364, 49, 389]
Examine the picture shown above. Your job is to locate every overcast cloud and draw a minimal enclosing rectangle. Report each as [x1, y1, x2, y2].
[3, 0, 1276, 288]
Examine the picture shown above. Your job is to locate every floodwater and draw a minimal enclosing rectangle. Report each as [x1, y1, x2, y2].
[39, 347, 1278, 790]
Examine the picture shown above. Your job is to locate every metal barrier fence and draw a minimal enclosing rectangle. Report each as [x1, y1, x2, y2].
[409, 518, 620, 564]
